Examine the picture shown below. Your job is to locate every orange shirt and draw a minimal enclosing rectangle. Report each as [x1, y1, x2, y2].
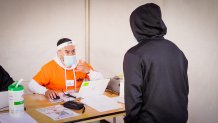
[33, 60, 93, 91]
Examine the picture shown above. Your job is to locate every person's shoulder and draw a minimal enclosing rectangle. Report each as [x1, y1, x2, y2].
[41, 60, 57, 69]
[0, 65, 7, 73]
[163, 39, 182, 50]
[125, 38, 167, 57]
[0, 65, 5, 74]
[126, 43, 140, 54]
[124, 44, 142, 60]
[163, 39, 176, 45]
[0, 65, 3, 70]
[125, 41, 148, 57]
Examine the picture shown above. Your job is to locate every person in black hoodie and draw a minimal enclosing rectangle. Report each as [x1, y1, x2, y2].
[123, 3, 189, 123]
[0, 65, 14, 92]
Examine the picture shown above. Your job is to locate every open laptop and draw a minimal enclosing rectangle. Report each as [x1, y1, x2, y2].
[0, 91, 9, 111]
[72, 79, 110, 98]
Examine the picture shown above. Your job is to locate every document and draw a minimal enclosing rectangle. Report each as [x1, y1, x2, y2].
[81, 95, 122, 112]
[0, 112, 37, 123]
[37, 105, 79, 120]
[112, 96, 125, 104]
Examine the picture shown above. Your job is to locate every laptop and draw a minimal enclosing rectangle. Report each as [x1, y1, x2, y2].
[72, 79, 110, 98]
[0, 91, 9, 111]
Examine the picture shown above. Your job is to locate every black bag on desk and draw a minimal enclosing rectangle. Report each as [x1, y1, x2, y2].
[63, 101, 84, 110]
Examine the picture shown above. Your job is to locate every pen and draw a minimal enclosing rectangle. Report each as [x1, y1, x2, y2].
[82, 106, 85, 113]
[62, 90, 76, 98]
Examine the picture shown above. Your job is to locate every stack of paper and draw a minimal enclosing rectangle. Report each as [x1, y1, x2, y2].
[112, 96, 125, 104]
[81, 95, 122, 112]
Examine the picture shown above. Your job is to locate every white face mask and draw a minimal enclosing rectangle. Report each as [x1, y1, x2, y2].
[64, 55, 77, 68]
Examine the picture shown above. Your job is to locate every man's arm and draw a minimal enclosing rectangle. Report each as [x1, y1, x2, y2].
[76, 60, 104, 80]
[28, 79, 47, 95]
[123, 53, 144, 123]
[28, 66, 59, 99]
[28, 79, 58, 99]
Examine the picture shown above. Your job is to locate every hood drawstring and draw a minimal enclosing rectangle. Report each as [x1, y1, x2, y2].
[65, 68, 77, 92]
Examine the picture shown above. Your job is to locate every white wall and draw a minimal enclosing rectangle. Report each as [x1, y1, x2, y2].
[0, 0, 86, 80]
[163, 1, 218, 123]
[0, 0, 217, 123]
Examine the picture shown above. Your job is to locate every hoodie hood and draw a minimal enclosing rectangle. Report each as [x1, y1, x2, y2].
[130, 3, 167, 42]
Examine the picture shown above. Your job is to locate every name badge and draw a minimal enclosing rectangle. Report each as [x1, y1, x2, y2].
[66, 80, 74, 86]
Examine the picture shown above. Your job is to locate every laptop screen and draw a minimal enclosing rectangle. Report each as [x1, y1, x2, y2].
[74, 79, 110, 98]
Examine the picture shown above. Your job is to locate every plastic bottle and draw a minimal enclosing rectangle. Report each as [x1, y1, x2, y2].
[8, 83, 24, 116]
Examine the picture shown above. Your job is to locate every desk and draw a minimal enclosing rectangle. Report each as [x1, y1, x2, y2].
[24, 92, 125, 123]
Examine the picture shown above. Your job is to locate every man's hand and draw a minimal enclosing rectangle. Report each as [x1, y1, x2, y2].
[45, 90, 58, 100]
[75, 60, 90, 74]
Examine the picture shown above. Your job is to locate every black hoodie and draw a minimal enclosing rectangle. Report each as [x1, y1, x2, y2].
[123, 3, 188, 123]
[0, 65, 14, 91]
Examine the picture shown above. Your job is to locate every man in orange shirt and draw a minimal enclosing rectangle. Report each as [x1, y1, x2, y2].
[28, 38, 103, 99]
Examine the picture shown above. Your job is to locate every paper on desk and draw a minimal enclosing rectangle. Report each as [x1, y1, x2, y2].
[37, 105, 79, 120]
[112, 96, 125, 104]
[81, 95, 122, 112]
[0, 112, 37, 123]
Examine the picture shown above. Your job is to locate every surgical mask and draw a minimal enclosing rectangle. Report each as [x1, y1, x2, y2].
[64, 55, 77, 68]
